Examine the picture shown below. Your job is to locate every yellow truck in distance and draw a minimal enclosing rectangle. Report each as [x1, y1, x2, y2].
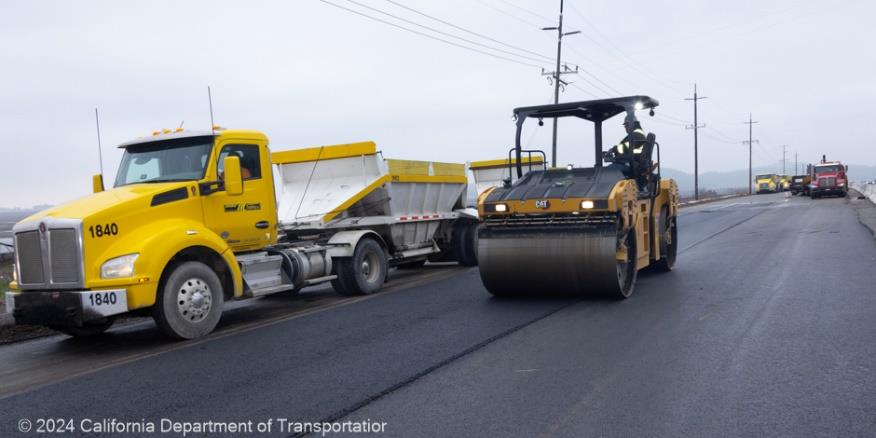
[779, 175, 791, 191]
[755, 174, 780, 194]
[5, 128, 478, 339]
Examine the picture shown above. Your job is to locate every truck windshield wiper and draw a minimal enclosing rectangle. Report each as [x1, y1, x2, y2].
[140, 178, 194, 183]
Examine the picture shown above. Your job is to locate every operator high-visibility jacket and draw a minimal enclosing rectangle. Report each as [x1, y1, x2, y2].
[613, 128, 647, 155]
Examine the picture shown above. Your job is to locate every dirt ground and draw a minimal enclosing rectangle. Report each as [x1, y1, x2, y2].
[0, 260, 61, 344]
[0, 260, 12, 310]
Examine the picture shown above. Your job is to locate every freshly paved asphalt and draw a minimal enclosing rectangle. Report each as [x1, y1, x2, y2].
[1, 193, 875, 437]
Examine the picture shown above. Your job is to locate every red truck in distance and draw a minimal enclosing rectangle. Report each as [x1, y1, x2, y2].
[810, 156, 849, 198]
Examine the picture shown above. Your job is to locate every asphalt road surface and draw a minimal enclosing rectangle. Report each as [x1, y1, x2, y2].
[1, 193, 875, 437]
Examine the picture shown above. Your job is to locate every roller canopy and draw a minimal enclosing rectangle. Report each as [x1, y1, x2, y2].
[513, 96, 659, 123]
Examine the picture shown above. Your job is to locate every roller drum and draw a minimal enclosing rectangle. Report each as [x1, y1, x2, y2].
[477, 222, 636, 297]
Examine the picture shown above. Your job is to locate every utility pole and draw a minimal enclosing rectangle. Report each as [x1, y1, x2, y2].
[782, 145, 788, 174]
[541, 0, 579, 168]
[684, 84, 707, 200]
[795, 152, 798, 175]
[743, 113, 759, 194]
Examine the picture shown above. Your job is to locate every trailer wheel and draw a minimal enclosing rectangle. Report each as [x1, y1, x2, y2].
[654, 207, 677, 272]
[332, 238, 387, 296]
[152, 261, 224, 340]
[51, 317, 115, 337]
[456, 222, 479, 267]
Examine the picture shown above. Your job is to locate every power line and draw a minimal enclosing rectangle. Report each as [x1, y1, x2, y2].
[705, 125, 738, 143]
[318, 0, 546, 69]
[479, 2, 632, 99]
[573, 69, 623, 96]
[568, 82, 600, 98]
[626, 0, 860, 63]
[656, 112, 692, 124]
[384, 0, 554, 62]
[496, 0, 555, 23]
[651, 118, 687, 127]
[564, 2, 690, 94]
[564, 46, 642, 91]
[474, 0, 548, 29]
[380, 1, 617, 101]
[700, 132, 738, 144]
[570, 71, 616, 97]
[343, 0, 551, 65]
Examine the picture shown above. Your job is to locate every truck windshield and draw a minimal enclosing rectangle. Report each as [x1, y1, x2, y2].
[114, 137, 214, 187]
[755, 175, 775, 180]
[815, 165, 842, 173]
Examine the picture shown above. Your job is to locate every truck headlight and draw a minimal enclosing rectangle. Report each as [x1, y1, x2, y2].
[580, 200, 594, 209]
[12, 264, 16, 284]
[101, 253, 139, 279]
[494, 203, 508, 212]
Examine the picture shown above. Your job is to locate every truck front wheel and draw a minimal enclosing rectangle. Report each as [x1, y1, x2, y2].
[153, 261, 224, 339]
[332, 238, 387, 296]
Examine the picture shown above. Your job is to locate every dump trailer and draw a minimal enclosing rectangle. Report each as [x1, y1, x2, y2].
[477, 96, 679, 298]
[469, 155, 546, 197]
[5, 129, 478, 339]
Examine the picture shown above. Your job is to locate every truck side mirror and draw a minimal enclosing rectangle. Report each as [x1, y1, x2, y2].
[92, 174, 104, 193]
[845, 165, 849, 172]
[223, 156, 244, 196]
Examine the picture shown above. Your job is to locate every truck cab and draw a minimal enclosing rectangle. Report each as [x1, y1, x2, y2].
[6, 128, 278, 338]
[779, 175, 792, 191]
[755, 174, 780, 194]
[790, 174, 811, 196]
[810, 162, 848, 198]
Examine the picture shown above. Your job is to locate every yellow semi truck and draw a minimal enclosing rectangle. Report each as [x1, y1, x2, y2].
[755, 174, 780, 194]
[779, 175, 791, 191]
[4, 128, 478, 339]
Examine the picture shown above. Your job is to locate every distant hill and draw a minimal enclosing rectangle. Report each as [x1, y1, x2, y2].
[662, 164, 876, 197]
[0, 205, 51, 213]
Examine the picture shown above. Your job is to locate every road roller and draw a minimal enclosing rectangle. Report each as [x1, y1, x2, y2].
[476, 96, 679, 298]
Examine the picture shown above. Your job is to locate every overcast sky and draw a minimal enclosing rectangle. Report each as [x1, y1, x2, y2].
[1, 0, 873, 208]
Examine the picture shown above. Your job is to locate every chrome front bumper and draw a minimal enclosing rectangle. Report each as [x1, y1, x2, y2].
[5, 289, 128, 327]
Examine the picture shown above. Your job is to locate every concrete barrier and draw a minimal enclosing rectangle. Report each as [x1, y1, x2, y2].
[851, 182, 876, 205]
[679, 193, 747, 208]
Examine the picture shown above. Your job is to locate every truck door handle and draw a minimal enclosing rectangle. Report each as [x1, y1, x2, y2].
[255, 221, 269, 229]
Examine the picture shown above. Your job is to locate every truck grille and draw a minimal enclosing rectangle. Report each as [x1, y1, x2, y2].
[49, 229, 80, 283]
[819, 177, 836, 188]
[14, 222, 83, 289]
[16, 231, 44, 284]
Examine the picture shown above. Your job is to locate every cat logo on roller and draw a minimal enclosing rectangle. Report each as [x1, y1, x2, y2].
[477, 96, 680, 299]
